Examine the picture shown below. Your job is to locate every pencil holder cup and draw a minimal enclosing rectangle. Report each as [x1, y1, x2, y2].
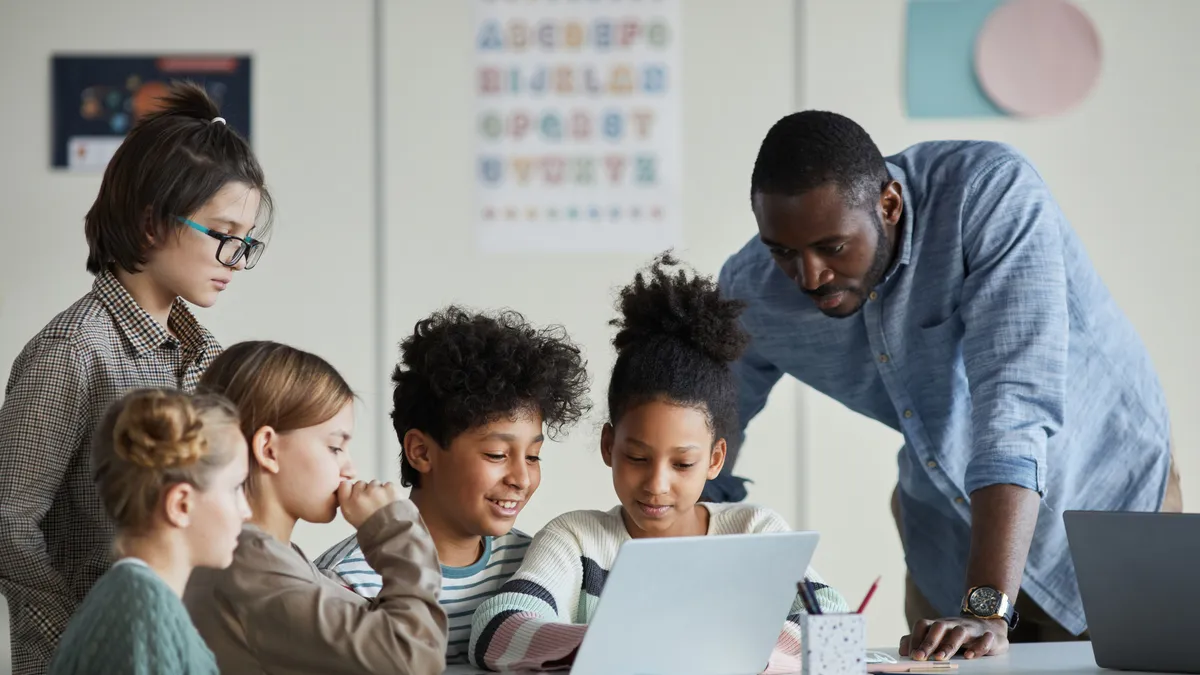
[801, 613, 867, 675]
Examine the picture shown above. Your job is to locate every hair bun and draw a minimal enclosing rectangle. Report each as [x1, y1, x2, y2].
[112, 390, 206, 470]
[611, 251, 749, 364]
[140, 80, 221, 125]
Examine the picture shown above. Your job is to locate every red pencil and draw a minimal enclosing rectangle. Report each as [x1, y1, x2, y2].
[857, 576, 881, 614]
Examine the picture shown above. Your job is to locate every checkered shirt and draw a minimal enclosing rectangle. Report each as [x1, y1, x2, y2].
[0, 270, 220, 674]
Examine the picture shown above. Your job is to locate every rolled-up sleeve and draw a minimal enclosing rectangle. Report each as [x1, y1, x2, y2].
[959, 156, 1068, 497]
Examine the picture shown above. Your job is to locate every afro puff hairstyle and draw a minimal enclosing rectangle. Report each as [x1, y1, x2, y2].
[607, 252, 749, 443]
[392, 307, 592, 488]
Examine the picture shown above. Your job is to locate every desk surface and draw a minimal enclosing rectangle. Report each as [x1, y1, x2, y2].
[874, 642, 1160, 674]
[445, 642, 1170, 674]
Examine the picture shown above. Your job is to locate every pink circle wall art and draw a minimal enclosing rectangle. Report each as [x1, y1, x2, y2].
[974, 0, 1102, 117]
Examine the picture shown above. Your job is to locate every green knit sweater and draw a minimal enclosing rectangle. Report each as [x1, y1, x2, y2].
[49, 559, 217, 675]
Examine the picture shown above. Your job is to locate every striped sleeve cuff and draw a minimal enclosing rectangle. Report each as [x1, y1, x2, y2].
[470, 579, 568, 670]
[471, 611, 586, 671]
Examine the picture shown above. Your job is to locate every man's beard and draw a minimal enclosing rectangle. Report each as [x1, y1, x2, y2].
[804, 213, 891, 318]
[860, 212, 891, 295]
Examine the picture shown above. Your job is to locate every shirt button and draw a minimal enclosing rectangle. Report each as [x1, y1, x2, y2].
[879, 354, 890, 363]
[955, 497, 967, 505]
[903, 410, 913, 418]
[926, 460, 938, 469]
[869, 291, 879, 301]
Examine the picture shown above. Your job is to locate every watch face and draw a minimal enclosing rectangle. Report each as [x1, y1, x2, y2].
[968, 587, 1001, 615]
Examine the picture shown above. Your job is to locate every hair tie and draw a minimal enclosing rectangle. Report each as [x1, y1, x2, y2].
[212, 116, 227, 125]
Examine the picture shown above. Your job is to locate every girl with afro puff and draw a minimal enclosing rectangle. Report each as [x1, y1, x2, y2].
[468, 252, 847, 673]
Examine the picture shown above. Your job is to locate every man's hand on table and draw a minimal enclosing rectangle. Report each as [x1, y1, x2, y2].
[899, 615, 1009, 661]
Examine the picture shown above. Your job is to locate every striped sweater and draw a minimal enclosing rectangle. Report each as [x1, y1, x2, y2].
[315, 529, 531, 664]
[468, 502, 847, 672]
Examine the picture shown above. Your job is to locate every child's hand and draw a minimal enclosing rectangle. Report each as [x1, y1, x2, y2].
[338, 480, 400, 528]
[761, 647, 801, 675]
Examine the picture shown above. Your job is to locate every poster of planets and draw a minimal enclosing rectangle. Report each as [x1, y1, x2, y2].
[51, 55, 251, 170]
[473, 0, 681, 253]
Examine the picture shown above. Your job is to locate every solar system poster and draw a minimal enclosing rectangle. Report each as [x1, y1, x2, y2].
[51, 55, 252, 171]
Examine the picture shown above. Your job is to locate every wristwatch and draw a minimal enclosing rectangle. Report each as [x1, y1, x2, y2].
[961, 586, 1019, 630]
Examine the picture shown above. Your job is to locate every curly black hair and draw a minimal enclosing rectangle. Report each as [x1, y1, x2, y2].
[607, 252, 749, 443]
[392, 306, 591, 488]
[750, 110, 888, 208]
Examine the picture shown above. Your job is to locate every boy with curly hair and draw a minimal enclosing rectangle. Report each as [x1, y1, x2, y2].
[315, 306, 591, 663]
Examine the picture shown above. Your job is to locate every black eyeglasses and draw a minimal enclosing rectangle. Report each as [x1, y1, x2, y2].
[178, 217, 266, 269]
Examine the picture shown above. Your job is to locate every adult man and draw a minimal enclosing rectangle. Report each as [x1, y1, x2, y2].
[710, 111, 1180, 660]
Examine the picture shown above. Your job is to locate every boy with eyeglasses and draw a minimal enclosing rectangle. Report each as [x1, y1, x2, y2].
[0, 81, 272, 675]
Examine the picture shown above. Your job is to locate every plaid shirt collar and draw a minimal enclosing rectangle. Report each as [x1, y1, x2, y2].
[92, 269, 216, 361]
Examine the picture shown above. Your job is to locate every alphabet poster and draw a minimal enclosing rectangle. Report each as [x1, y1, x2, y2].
[474, 0, 681, 253]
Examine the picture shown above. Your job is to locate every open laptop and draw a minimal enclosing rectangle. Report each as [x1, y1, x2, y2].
[570, 530, 819, 675]
[447, 530, 819, 675]
[1064, 510, 1200, 673]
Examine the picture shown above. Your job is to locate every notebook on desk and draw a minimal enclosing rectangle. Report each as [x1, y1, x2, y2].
[865, 651, 958, 673]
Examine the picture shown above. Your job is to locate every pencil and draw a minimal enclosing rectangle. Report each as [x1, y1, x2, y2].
[796, 581, 817, 614]
[857, 575, 881, 614]
[804, 580, 823, 614]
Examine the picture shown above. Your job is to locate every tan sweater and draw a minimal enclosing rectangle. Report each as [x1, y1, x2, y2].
[184, 501, 448, 675]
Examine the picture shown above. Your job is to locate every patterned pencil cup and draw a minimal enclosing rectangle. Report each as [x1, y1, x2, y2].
[801, 613, 867, 675]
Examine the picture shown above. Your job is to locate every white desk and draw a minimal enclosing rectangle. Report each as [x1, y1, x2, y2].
[445, 642, 1166, 674]
[874, 642, 1160, 674]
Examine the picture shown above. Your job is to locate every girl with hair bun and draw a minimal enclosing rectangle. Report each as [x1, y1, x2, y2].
[49, 388, 250, 675]
[469, 253, 849, 673]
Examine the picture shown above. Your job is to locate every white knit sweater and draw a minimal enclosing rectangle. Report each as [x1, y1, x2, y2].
[468, 502, 848, 672]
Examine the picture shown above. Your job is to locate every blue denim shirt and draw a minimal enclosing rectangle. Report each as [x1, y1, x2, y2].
[715, 141, 1171, 634]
